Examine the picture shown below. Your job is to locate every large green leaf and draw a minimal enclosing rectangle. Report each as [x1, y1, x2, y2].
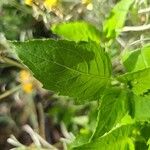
[103, 0, 134, 39]
[51, 21, 101, 43]
[72, 125, 135, 150]
[122, 44, 150, 72]
[13, 39, 112, 103]
[118, 67, 150, 95]
[91, 88, 130, 140]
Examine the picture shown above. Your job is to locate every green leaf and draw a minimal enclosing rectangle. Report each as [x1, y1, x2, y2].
[13, 39, 112, 104]
[72, 125, 135, 150]
[122, 44, 150, 72]
[91, 88, 131, 140]
[147, 138, 150, 150]
[118, 67, 150, 95]
[132, 94, 150, 122]
[119, 44, 150, 95]
[51, 21, 101, 43]
[103, 0, 134, 39]
[69, 132, 92, 149]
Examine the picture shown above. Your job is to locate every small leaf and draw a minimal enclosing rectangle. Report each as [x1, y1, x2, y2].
[52, 21, 101, 43]
[122, 44, 150, 72]
[118, 67, 150, 95]
[69, 132, 92, 149]
[120, 44, 150, 95]
[13, 39, 112, 104]
[91, 88, 131, 139]
[103, 0, 134, 40]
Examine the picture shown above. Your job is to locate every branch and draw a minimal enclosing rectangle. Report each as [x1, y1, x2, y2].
[37, 102, 45, 139]
[138, 7, 150, 14]
[0, 85, 21, 100]
[0, 56, 26, 69]
[122, 24, 150, 32]
[129, 38, 150, 46]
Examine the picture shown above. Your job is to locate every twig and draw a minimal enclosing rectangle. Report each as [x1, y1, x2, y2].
[35, 132, 58, 150]
[37, 102, 45, 139]
[0, 85, 21, 100]
[116, 37, 126, 48]
[7, 135, 24, 147]
[122, 24, 150, 32]
[60, 122, 75, 150]
[129, 38, 150, 46]
[0, 56, 26, 69]
[23, 125, 41, 147]
[26, 95, 39, 134]
[23, 125, 57, 150]
[61, 122, 72, 140]
[138, 7, 150, 14]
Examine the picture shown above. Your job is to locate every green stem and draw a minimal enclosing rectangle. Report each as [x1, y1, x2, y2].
[0, 85, 21, 100]
[37, 102, 45, 139]
[0, 56, 26, 70]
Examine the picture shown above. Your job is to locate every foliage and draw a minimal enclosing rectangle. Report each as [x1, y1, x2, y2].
[52, 22, 101, 43]
[11, 0, 150, 149]
[13, 39, 111, 104]
[103, 0, 134, 40]
[2, 0, 150, 149]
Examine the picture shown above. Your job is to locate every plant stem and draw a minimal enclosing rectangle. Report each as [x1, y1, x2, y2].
[37, 102, 46, 139]
[138, 7, 150, 14]
[0, 85, 21, 100]
[122, 24, 150, 32]
[0, 56, 26, 69]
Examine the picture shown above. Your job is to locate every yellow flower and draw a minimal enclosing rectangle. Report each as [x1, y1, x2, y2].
[44, 0, 58, 10]
[25, 0, 33, 6]
[82, 0, 91, 4]
[19, 70, 33, 93]
[82, 0, 93, 10]
[22, 83, 33, 93]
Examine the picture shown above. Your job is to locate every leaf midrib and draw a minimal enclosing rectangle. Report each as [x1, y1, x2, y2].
[25, 49, 110, 79]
